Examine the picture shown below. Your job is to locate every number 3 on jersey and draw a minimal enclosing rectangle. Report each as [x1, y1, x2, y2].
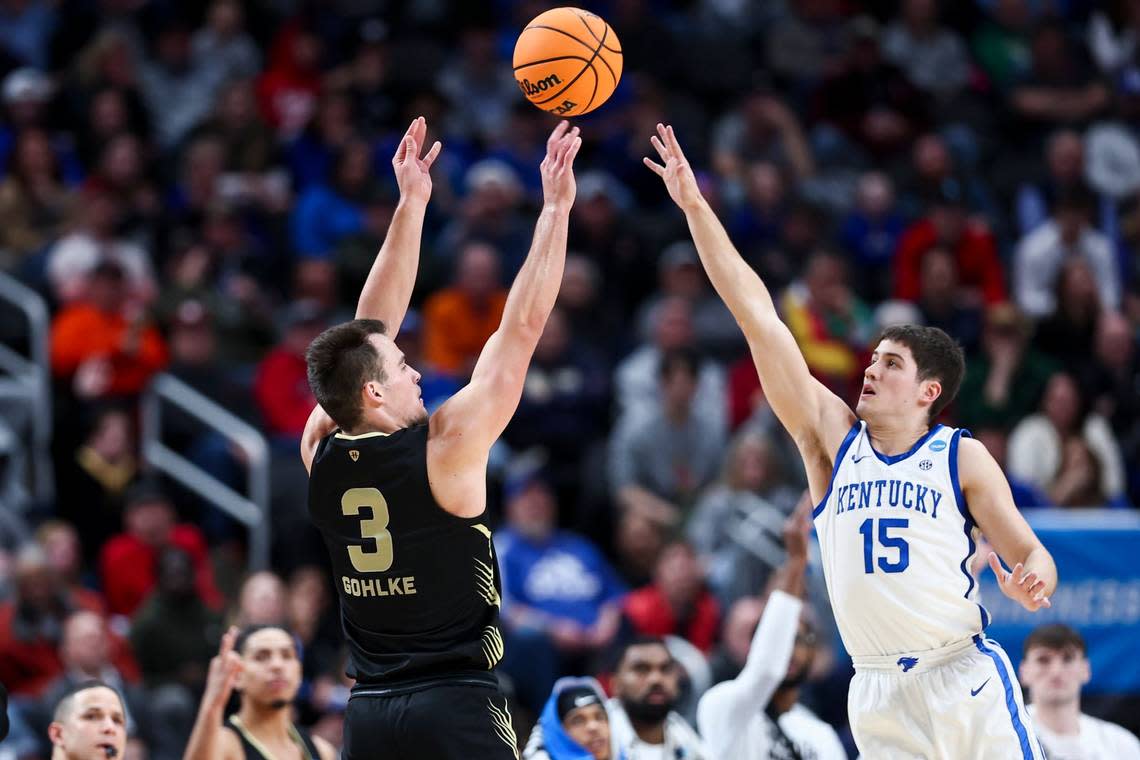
[341, 487, 393, 573]
[859, 517, 909, 574]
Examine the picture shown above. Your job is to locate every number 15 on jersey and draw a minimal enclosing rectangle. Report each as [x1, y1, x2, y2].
[859, 517, 909, 574]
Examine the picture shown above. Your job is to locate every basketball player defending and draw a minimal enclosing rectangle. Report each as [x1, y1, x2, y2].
[301, 119, 581, 759]
[645, 123, 1055, 759]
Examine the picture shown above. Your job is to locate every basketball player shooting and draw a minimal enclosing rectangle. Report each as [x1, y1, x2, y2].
[300, 119, 581, 760]
[644, 123, 1055, 759]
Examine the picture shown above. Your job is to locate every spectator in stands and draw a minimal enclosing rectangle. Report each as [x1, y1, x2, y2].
[44, 680, 128, 760]
[1034, 258, 1104, 367]
[1088, 1, 1140, 74]
[1014, 183, 1120, 318]
[437, 27, 518, 144]
[422, 241, 508, 376]
[957, 303, 1055, 429]
[916, 246, 984, 354]
[711, 89, 815, 197]
[256, 22, 321, 137]
[974, 426, 1053, 508]
[129, 547, 223, 701]
[697, 505, 845, 759]
[495, 467, 625, 712]
[1008, 371, 1128, 507]
[605, 638, 708, 759]
[894, 177, 1006, 307]
[1084, 311, 1140, 504]
[232, 571, 287, 627]
[0, 546, 105, 696]
[504, 307, 610, 504]
[437, 159, 534, 278]
[1010, 19, 1111, 142]
[764, 0, 854, 90]
[610, 348, 726, 522]
[556, 254, 625, 362]
[622, 541, 720, 654]
[253, 300, 327, 441]
[781, 250, 874, 396]
[840, 171, 906, 303]
[972, 0, 1036, 92]
[1015, 130, 1114, 236]
[99, 482, 221, 617]
[0, 127, 74, 267]
[688, 430, 800, 606]
[191, 0, 260, 83]
[524, 677, 616, 760]
[84, 133, 161, 242]
[138, 19, 225, 150]
[291, 138, 381, 261]
[1021, 624, 1140, 759]
[46, 190, 155, 306]
[196, 78, 282, 199]
[881, 0, 972, 107]
[35, 522, 86, 592]
[614, 297, 726, 436]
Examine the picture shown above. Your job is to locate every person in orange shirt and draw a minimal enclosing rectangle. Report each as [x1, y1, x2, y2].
[423, 240, 508, 376]
[49, 258, 167, 399]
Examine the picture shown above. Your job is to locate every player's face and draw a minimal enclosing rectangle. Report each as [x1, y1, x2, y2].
[613, 644, 679, 717]
[856, 340, 938, 423]
[236, 628, 302, 708]
[50, 687, 127, 760]
[562, 703, 611, 760]
[1020, 645, 1089, 707]
[369, 334, 427, 427]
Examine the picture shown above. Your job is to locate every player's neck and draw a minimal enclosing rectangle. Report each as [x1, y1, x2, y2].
[866, 415, 931, 456]
[237, 702, 295, 742]
[1032, 699, 1082, 735]
[629, 716, 666, 745]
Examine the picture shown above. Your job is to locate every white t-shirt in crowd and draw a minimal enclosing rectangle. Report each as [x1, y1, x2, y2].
[1028, 705, 1140, 760]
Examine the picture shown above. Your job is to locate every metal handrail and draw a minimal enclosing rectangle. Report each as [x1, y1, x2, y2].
[0, 271, 53, 506]
[141, 373, 271, 570]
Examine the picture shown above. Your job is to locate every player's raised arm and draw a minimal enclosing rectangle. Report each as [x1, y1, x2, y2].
[643, 123, 853, 452]
[960, 437, 1058, 611]
[428, 122, 581, 506]
[354, 116, 442, 334]
[183, 628, 244, 760]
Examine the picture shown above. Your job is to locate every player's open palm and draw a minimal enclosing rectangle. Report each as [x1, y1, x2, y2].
[392, 116, 442, 204]
[643, 123, 703, 210]
[202, 626, 244, 713]
[988, 553, 1052, 612]
[540, 120, 582, 208]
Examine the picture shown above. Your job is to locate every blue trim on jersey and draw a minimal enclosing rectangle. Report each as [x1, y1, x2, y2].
[812, 421, 862, 519]
[974, 636, 1036, 760]
[869, 424, 944, 465]
[951, 429, 990, 630]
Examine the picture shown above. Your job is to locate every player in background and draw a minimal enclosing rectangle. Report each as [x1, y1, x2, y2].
[1021, 624, 1140, 759]
[301, 119, 581, 759]
[645, 123, 1055, 759]
[697, 499, 846, 759]
[183, 625, 336, 760]
[46, 680, 126, 760]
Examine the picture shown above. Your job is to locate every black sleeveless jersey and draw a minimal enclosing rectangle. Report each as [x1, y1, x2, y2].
[307, 424, 504, 687]
[226, 715, 321, 760]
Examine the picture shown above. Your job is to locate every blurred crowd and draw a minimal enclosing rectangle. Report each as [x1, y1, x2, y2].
[0, 0, 1139, 757]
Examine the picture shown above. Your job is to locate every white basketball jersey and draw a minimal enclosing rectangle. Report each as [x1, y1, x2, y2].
[812, 421, 989, 658]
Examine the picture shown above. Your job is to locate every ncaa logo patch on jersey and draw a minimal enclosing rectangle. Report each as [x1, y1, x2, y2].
[929, 439, 947, 452]
[349, 450, 360, 462]
[919, 459, 933, 470]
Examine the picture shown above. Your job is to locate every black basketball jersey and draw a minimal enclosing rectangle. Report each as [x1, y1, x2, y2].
[226, 715, 321, 760]
[307, 424, 505, 687]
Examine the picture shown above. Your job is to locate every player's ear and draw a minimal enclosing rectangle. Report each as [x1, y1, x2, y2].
[48, 721, 63, 746]
[921, 379, 942, 406]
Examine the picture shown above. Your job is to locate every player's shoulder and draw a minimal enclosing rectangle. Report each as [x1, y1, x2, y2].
[218, 724, 247, 759]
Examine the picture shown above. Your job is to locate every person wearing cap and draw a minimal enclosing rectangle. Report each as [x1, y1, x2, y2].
[495, 465, 626, 713]
[437, 158, 533, 276]
[894, 175, 1007, 306]
[1013, 182, 1120, 319]
[524, 678, 624, 760]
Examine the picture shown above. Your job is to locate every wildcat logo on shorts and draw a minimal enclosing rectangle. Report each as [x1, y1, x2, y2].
[919, 459, 932, 471]
[897, 657, 919, 673]
[929, 440, 947, 452]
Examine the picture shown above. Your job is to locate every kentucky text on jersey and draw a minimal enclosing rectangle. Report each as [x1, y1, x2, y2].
[342, 575, 417, 598]
[833, 479, 945, 518]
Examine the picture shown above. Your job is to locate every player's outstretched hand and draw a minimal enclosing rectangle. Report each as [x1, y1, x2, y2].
[643, 123, 703, 211]
[988, 553, 1052, 612]
[202, 626, 244, 715]
[540, 120, 582, 210]
[783, 492, 812, 565]
[392, 116, 442, 204]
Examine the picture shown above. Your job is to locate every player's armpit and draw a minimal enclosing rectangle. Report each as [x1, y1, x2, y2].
[959, 437, 1057, 599]
[301, 405, 337, 475]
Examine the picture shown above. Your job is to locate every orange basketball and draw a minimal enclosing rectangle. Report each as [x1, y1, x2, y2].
[513, 7, 623, 118]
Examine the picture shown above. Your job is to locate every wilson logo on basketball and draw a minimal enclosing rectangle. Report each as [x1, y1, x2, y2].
[518, 74, 563, 96]
[349, 450, 360, 462]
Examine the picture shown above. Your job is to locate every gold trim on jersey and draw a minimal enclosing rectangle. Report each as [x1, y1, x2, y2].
[334, 430, 390, 440]
[486, 696, 519, 759]
[474, 558, 501, 607]
[480, 624, 505, 669]
[228, 715, 314, 760]
[471, 524, 492, 540]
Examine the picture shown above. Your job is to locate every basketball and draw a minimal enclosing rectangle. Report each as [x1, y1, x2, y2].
[513, 7, 623, 118]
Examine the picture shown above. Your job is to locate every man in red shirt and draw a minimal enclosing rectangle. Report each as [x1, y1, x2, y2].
[623, 540, 721, 653]
[98, 483, 222, 617]
[252, 300, 328, 440]
[893, 178, 1007, 306]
